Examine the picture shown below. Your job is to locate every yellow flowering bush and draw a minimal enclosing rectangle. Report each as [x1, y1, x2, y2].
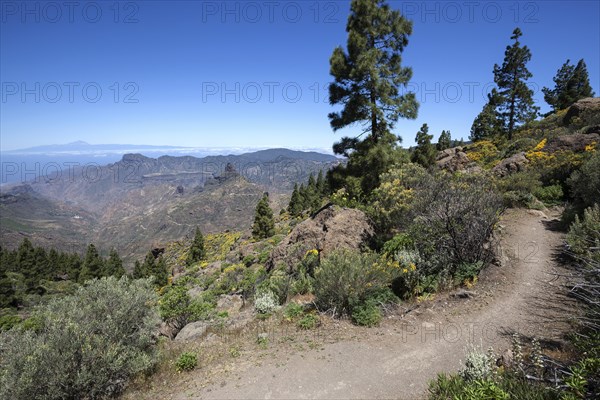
[204, 231, 241, 262]
[465, 140, 500, 167]
[370, 163, 428, 232]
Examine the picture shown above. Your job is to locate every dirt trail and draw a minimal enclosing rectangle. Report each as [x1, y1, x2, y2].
[164, 208, 574, 400]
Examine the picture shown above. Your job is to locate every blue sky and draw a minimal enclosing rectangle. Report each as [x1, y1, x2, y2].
[1, 0, 599, 152]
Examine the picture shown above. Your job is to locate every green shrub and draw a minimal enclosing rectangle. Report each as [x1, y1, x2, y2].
[257, 268, 290, 304]
[290, 266, 314, 296]
[0, 314, 21, 331]
[283, 302, 304, 321]
[175, 352, 198, 372]
[567, 204, 600, 262]
[0, 277, 159, 400]
[382, 233, 414, 257]
[502, 190, 537, 208]
[313, 250, 398, 317]
[454, 261, 484, 286]
[158, 285, 215, 332]
[297, 313, 319, 330]
[351, 301, 382, 327]
[533, 184, 564, 205]
[568, 151, 600, 210]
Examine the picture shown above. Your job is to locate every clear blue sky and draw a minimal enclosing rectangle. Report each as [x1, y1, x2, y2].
[1, 0, 599, 152]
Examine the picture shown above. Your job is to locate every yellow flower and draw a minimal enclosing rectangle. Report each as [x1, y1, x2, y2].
[534, 138, 547, 151]
[410, 263, 416, 271]
[585, 141, 597, 152]
[305, 249, 319, 257]
[402, 268, 408, 274]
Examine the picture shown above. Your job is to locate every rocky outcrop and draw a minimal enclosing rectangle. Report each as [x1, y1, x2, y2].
[174, 321, 209, 342]
[564, 97, 600, 125]
[216, 294, 244, 316]
[492, 152, 529, 177]
[267, 205, 373, 272]
[543, 133, 599, 153]
[436, 147, 481, 173]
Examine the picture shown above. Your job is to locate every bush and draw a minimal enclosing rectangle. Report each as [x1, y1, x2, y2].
[283, 302, 304, 321]
[428, 372, 557, 400]
[254, 290, 278, 314]
[567, 204, 600, 262]
[496, 171, 542, 196]
[533, 184, 564, 205]
[313, 250, 398, 317]
[568, 151, 600, 210]
[409, 173, 503, 278]
[369, 163, 429, 234]
[351, 302, 382, 327]
[0, 277, 159, 400]
[297, 313, 319, 330]
[175, 352, 198, 372]
[159, 285, 216, 332]
[0, 314, 21, 331]
[459, 346, 495, 382]
[257, 268, 291, 304]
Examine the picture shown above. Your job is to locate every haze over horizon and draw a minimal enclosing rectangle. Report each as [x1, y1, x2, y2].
[1, 1, 599, 151]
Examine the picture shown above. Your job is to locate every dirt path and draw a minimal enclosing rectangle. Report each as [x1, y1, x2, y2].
[148, 208, 575, 400]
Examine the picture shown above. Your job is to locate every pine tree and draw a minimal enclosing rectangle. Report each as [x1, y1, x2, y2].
[316, 170, 326, 195]
[65, 253, 82, 282]
[306, 173, 320, 211]
[288, 183, 303, 217]
[470, 89, 504, 141]
[104, 249, 125, 278]
[543, 59, 595, 111]
[411, 123, 437, 168]
[252, 193, 275, 239]
[0, 272, 17, 308]
[329, 0, 418, 140]
[437, 130, 451, 151]
[327, 0, 418, 198]
[298, 183, 308, 211]
[79, 244, 104, 283]
[132, 260, 144, 279]
[152, 256, 169, 287]
[493, 28, 539, 140]
[187, 227, 206, 266]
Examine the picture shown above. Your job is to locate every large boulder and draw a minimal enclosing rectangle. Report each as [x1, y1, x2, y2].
[174, 321, 209, 342]
[267, 205, 373, 272]
[492, 152, 529, 177]
[436, 147, 481, 173]
[564, 97, 600, 125]
[543, 133, 600, 153]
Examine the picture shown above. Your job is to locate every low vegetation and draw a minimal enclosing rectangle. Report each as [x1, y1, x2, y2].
[0, 277, 159, 400]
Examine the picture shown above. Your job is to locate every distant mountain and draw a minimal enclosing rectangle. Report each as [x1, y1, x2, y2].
[0, 143, 337, 185]
[0, 149, 340, 262]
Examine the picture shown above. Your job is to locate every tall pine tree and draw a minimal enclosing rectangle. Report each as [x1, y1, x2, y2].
[187, 227, 206, 266]
[543, 59, 595, 111]
[411, 123, 437, 168]
[493, 28, 539, 140]
[327, 0, 418, 197]
[79, 244, 104, 283]
[288, 183, 303, 217]
[252, 193, 275, 239]
[437, 130, 451, 151]
[104, 249, 125, 278]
